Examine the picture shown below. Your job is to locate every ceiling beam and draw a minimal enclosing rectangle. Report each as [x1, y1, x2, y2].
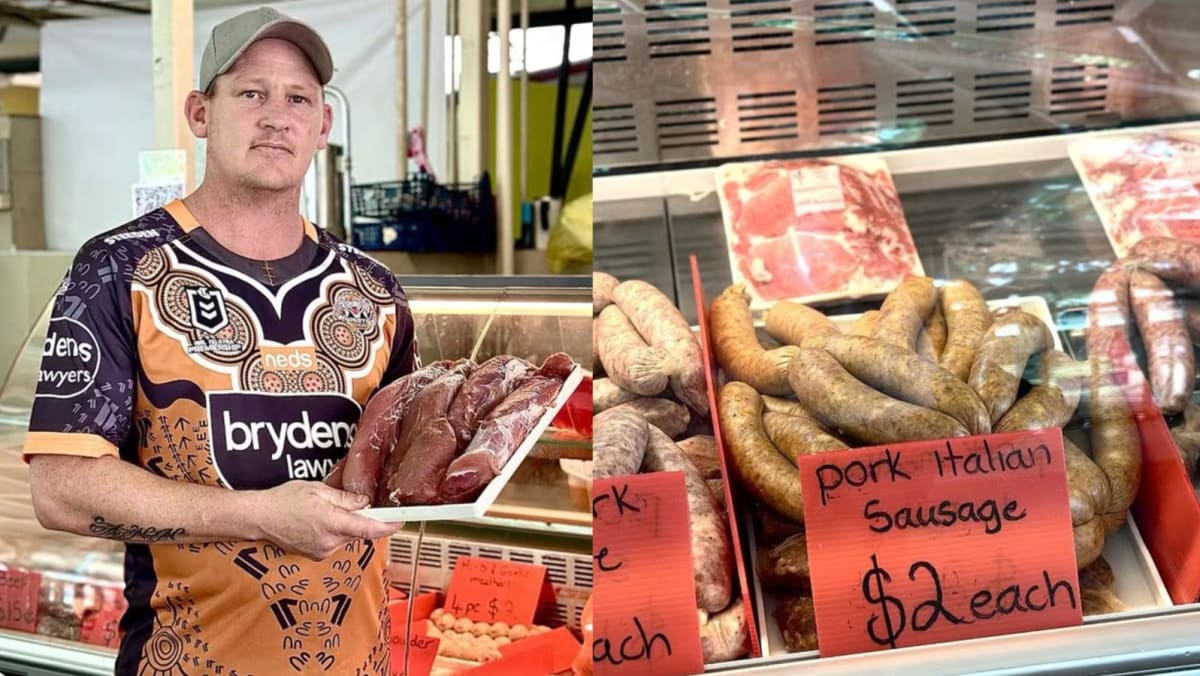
[56, 0, 148, 14]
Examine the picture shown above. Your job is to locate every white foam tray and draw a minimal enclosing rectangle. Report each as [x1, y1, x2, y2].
[358, 366, 584, 523]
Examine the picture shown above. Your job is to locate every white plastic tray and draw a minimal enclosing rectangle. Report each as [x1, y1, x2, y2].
[358, 366, 584, 523]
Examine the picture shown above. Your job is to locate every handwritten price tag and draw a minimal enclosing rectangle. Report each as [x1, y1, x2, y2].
[80, 608, 123, 648]
[389, 622, 439, 676]
[0, 569, 41, 633]
[797, 429, 1081, 657]
[443, 557, 547, 626]
[593, 472, 704, 676]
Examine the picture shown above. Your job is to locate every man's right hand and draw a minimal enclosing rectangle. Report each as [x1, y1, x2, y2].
[252, 481, 403, 561]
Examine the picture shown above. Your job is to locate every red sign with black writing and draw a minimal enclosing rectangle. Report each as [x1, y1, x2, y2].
[0, 569, 40, 633]
[389, 621, 440, 676]
[593, 472, 704, 676]
[80, 607, 123, 648]
[442, 557, 547, 626]
[797, 429, 1081, 657]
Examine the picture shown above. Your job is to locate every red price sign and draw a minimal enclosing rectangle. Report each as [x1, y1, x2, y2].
[389, 622, 439, 676]
[0, 569, 41, 633]
[593, 472, 704, 676]
[797, 429, 1082, 657]
[442, 557, 547, 626]
[80, 608, 123, 648]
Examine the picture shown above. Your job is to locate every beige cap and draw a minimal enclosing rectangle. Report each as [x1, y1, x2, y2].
[198, 6, 334, 93]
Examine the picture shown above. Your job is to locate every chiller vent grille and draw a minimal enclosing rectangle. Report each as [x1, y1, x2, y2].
[419, 541, 444, 569]
[815, 1, 876, 46]
[894, 0, 955, 39]
[1056, 0, 1116, 26]
[543, 555, 570, 586]
[731, 0, 795, 53]
[1050, 63, 1109, 117]
[594, 103, 638, 156]
[655, 97, 719, 150]
[973, 70, 1032, 122]
[737, 91, 798, 143]
[646, 1, 712, 59]
[977, 0, 1036, 32]
[593, 3, 627, 63]
[817, 83, 877, 136]
[896, 75, 956, 128]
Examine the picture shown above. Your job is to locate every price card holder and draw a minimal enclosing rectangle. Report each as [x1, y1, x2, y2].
[442, 557, 548, 626]
[594, 472, 704, 676]
[0, 569, 41, 633]
[389, 622, 440, 676]
[80, 608, 123, 648]
[797, 429, 1082, 657]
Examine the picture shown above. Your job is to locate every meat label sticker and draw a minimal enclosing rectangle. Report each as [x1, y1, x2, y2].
[443, 557, 548, 626]
[797, 429, 1081, 657]
[389, 622, 439, 676]
[0, 568, 40, 633]
[789, 164, 846, 215]
[593, 472, 704, 676]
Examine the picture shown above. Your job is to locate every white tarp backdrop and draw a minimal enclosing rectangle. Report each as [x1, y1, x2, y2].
[40, 0, 446, 250]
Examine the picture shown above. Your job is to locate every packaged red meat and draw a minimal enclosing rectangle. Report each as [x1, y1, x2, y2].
[715, 157, 923, 309]
[1070, 131, 1200, 257]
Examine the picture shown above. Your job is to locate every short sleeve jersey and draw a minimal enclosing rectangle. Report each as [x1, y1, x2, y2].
[23, 200, 416, 675]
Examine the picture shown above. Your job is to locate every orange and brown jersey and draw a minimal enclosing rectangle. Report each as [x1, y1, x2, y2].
[24, 200, 416, 675]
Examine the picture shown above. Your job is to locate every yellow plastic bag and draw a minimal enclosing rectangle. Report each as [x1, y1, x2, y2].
[546, 193, 593, 274]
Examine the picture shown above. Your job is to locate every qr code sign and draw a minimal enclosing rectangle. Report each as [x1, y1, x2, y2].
[131, 181, 184, 218]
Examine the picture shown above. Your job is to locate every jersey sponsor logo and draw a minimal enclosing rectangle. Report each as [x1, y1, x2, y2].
[186, 285, 229, 333]
[36, 317, 101, 399]
[207, 392, 361, 489]
[260, 345, 318, 372]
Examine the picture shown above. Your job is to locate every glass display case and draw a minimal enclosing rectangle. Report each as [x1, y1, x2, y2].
[0, 276, 592, 674]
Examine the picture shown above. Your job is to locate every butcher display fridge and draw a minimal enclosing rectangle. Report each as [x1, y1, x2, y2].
[592, 0, 1200, 673]
[0, 277, 593, 675]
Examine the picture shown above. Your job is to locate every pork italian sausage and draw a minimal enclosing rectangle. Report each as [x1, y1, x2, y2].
[1128, 236, 1200, 288]
[1089, 359, 1142, 534]
[763, 411, 847, 464]
[593, 407, 650, 479]
[596, 305, 673, 396]
[1066, 438, 1111, 568]
[642, 426, 734, 614]
[916, 304, 947, 362]
[1129, 269, 1193, 414]
[874, 276, 938, 352]
[712, 285, 798, 396]
[719, 382, 806, 522]
[764, 300, 839, 347]
[699, 598, 749, 664]
[677, 435, 721, 480]
[788, 347, 970, 444]
[613, 280, 709, 415]
[995, 350, 1085, 433]
[968, 308, 1053, 424]
[1086, 264, 1140, 388]
[939, 279, 991, 382]
[848, 310, 881, 337]
[807, 333, 991, 435]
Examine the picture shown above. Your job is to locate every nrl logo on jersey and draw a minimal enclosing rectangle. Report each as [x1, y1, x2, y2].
[187, 285, 230, 333]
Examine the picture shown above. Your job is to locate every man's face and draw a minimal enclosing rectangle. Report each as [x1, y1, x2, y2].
[189, 38, 332, 193]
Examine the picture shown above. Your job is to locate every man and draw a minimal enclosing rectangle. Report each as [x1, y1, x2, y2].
[25, 7, 414, 674]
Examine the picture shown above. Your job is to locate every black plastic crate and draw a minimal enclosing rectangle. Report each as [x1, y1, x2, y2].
[350, 172, 497, 253]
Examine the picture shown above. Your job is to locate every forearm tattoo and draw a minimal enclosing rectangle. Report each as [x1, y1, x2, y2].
[89, 516, 186, 543]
